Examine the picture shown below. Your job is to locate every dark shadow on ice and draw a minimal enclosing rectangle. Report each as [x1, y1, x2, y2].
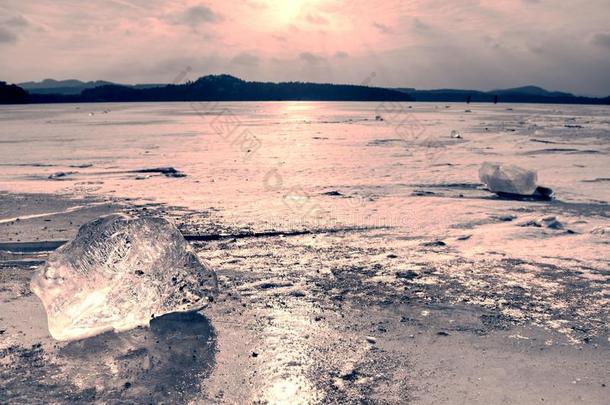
[0, 312, 216, 403]
[57, 312, 216, 402]
[543, 200, 610, 218]
[0, 240, 66, 253]
[480, 194, 610, 218]
[493, 186, 554, 201]
[55, 312, 216, 402]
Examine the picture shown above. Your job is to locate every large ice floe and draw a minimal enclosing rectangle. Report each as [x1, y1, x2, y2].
[31, 214, 218, 341]
[479, 162, 553, 200]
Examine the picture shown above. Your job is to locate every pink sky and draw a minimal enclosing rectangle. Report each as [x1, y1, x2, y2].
[1, 0, 609, 95]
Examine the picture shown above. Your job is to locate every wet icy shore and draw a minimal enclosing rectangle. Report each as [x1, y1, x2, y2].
[0, 191, 608, 404]
[0, 101, 609, 403]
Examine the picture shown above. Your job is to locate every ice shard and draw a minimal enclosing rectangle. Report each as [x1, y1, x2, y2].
[31, 214, 218, 341]
[479, 162, 538, 196]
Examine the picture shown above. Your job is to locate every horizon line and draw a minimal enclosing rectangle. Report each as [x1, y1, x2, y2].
[11, 75, 608, 99]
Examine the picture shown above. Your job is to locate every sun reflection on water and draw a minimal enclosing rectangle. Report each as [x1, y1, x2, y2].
[256, 301, 323, 404]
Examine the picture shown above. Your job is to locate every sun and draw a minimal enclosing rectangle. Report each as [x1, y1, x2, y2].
[267, 0, 319, 25]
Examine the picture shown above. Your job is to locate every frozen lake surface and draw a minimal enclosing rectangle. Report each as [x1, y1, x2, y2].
[0, 102, 609, 403]
[1, 101, 609, 283]
[1, 101, 609, 243]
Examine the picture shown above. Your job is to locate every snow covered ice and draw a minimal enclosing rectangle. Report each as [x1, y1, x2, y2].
[30, 214, 218, 341]
[479, 162, 538, 196]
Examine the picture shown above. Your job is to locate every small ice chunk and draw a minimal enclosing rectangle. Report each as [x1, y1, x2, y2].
[591, 227, 610, 236]
[539, 216, 563, 229]
[520, 216, 564, 229]
[450, 130, 462, 139]
[479, 162, 538, 196]
[48, 171, 75, 180]
[31, 214, 218, 341]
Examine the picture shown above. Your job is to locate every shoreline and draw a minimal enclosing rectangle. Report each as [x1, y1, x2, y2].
[1, 191, 607, 403]
[3, 100, 610, 107]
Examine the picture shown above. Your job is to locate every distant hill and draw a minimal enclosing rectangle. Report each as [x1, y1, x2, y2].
[19, 79, 172, 95]
[0, 81, 29, 104]
[2, 76, 609, 104]
[131, 83, 168, 90]
[19, 79, 115, 95]
[396, 86, 610, 105]
[28, 74, 413, 103]
[492, 85, 572, 98]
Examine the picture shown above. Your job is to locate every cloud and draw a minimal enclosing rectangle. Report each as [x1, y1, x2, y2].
[591, 33, 610, 49]
[373, 22, 394, 34]
[299, 52, 325, 64]
[0, 14, 30, 45]
[0, 27, 17, 44]
[166, 4, 222, 28]
[243, 0, 267, 10]
[1, 0, 609, 95]
[528, 44, 544, 54]
[412, 18, 429, 31]
[5, 15, 30, 27]
[231, 52, 259, 66]
[306, 13, 329, 25]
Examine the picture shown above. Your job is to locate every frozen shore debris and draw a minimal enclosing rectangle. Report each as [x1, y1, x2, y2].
[48, 171, 76, 180]
[519, 216, 564, 229]
[132, 167, 186, 178]
[591, 227, 610, 235]
[395, 270, 420, 280]
[421, 240, 447, 247]
[47, 166, 186, 181]
[479, 162, 553, 201]
[30, 214, 218, 341]
[321, 190, 345, 197]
